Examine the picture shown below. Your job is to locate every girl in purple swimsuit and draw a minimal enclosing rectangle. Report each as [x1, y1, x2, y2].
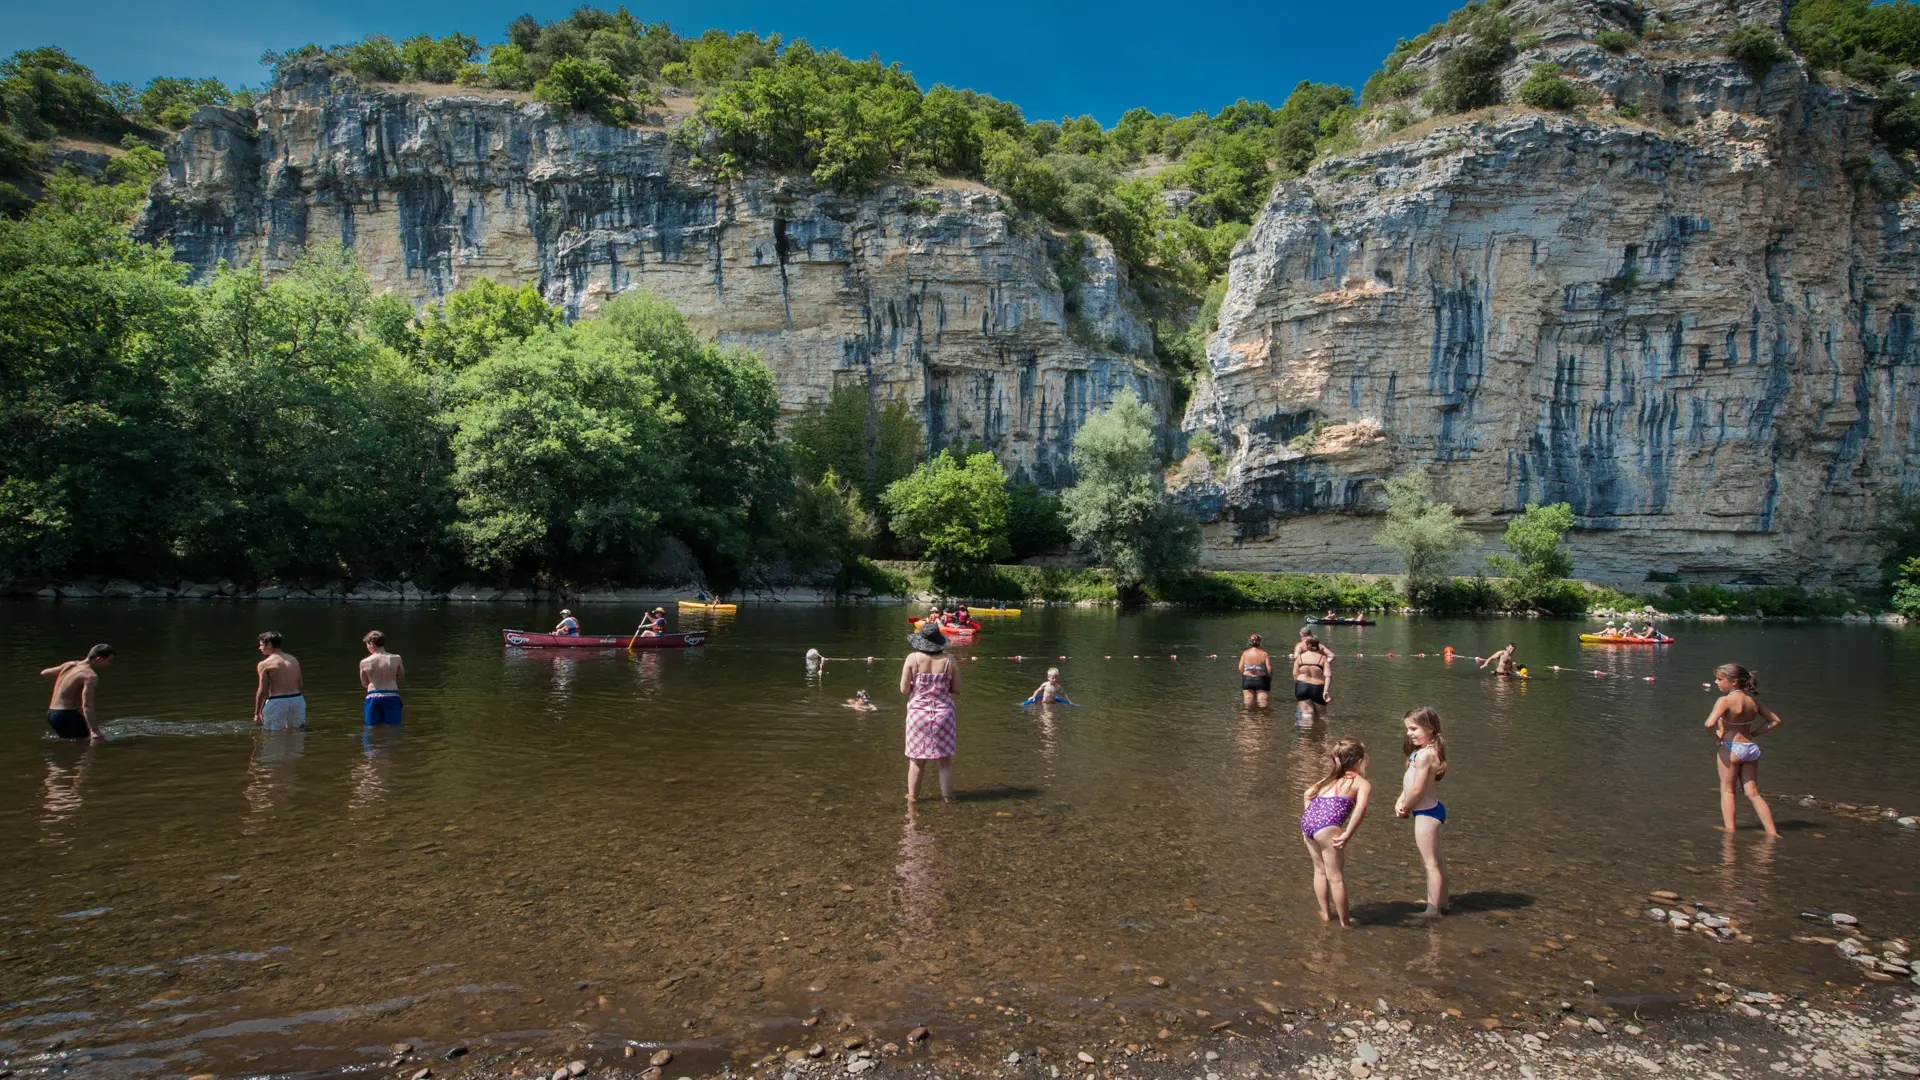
[1299, 738, 1372, 928]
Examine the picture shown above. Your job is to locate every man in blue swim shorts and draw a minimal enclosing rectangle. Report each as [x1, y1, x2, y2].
[41, 644, 113, 740]
[358, 630, 405, 726]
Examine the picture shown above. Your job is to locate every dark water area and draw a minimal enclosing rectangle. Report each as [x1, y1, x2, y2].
[3, 603, 1919, 1078]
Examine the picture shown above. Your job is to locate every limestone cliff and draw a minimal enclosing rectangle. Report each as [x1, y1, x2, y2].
[135, 63, 1161, 489]
[1178, 0, 1920, 587]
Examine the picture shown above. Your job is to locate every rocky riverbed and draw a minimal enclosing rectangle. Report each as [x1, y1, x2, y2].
[46, 989, 1903, 1080]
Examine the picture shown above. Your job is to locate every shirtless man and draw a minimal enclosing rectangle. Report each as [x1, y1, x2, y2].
[254, 631, 305, 729]
[41, 644, 113, 740]
[359, 630, 405, 726]
[1478, 642, 1520, 677]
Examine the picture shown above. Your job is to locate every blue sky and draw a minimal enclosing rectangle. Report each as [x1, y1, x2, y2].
[1, 0, 1462, 124]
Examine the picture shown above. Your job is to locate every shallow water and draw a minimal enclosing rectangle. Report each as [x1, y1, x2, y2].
[2, 603, 1918, 1077]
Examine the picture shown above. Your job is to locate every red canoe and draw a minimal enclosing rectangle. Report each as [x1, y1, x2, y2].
[502, 630, 707, 649]
[909, 618, 977, 638]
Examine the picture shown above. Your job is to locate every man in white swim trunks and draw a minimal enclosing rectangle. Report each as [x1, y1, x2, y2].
[254, 631, 305, 730]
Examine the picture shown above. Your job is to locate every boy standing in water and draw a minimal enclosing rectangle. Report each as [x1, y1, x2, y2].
[254, 631, 305, 730]
[359, 631, 405, 726]
[41, 644, 114, 740]
[1478, 643, 1519, 677]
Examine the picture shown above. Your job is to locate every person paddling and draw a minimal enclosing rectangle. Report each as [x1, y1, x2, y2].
[254, 631, 305, 730]
[41, 644, 113, 740]
[359, 631, 405, 726]
[552, 609, 580, 636]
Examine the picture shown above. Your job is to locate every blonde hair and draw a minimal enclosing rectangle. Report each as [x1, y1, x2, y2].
[1402, 706, 1448, 781]
[1715, 663, 1758, 692]
[1046, 667, 1060, 679]
[1308, 738, 1367, 798]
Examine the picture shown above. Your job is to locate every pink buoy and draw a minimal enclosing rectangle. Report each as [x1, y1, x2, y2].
[1386, 652, 1394, 658]
[1355, 653, 1364, 658]
[1208, 653, 1218, 659]
[1059, 655, 1067, 660]
[1644, 676, 1655, 681]
[1594, 670, 1604, 677]
[1170, 654, 1178, 660]
[1104, 655, 1111, 659]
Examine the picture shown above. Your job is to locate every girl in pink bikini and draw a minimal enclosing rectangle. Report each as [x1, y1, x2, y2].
[901, 622, 961, 803]
[1299, 738, 1372, 927]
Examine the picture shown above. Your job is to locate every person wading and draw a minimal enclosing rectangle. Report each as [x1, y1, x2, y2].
[359, 631, 405, 726]
[901, 622, 960, 803]
[1239, 634, 1272, 708]
[254, 631, 305, 730]
[41, 644, 114, 740]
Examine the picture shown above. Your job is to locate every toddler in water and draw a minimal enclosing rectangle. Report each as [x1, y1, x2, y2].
[1393, 706, 1450, 919]
[1300, 738, 1372, 928]
[1026, 667, 1072, 705]
[1706, 663, 1781, 837]
[844, 690, 878, 712]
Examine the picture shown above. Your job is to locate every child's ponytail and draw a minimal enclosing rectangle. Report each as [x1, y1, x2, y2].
[1715, 663, 1758, 693]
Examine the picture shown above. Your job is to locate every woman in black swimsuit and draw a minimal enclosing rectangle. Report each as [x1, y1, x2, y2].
[1239, 634, 1272, 708]
[1293, 635, 1332, 726]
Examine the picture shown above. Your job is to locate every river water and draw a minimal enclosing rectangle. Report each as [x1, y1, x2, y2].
[2, 603, 1918, 1077]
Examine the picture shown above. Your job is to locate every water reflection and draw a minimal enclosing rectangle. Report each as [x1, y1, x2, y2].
[39, 745, 95, 844]
[243, 728, 307, 823]
[891, 805, 943, 950]
[350, 726, 400, 809]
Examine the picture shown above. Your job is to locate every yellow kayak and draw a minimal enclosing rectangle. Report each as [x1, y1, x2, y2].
[967, 607, 1022, 616]
[677, 600, 737, 613]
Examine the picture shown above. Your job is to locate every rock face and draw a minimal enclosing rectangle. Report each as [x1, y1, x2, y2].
[1179, 0, 1920, 586]
[136, 63, 1161, 489]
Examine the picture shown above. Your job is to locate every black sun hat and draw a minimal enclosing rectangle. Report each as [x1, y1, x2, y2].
[907, 622, 947, 653]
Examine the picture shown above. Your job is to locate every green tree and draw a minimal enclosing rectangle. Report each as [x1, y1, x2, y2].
[1723, 23, 1790, 79]
[400, 33, 481, 83]
[1890, 555, 1920, 619]
[130, 76, 237, 129]
[788, 382, 924, 511]
[1377, 469, 1470, 605]
[1485, 501, 1576, 598]
[442, 291, 777, 589]
[1006, 481, 1070, 559]
[1060, 389, 1200, 591]
[1516, 63, 1580, 110]
[0, 46, 124, 140]
[533, 55, 637, 125]
[880, 449, 1012, 591]
[1427, 13, 1515, 113]
[410, 277, 562, 369]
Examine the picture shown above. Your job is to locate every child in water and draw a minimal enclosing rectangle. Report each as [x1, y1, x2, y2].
[1706, 663, 1781, 837]
[844, 690, 878, 712]
[1300, 738, 1372, 928]
[1026, 667, 1072, 705]
[1394, 706, 1450, 919]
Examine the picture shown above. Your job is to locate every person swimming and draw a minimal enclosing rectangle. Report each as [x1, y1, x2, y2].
[845, 690, 878, 712]
[1024, 667, 1074, 706]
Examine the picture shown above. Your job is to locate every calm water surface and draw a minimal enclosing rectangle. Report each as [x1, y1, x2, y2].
[3, 603, 1919, 1077]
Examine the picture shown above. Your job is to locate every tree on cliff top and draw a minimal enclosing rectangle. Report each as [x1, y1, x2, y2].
[1061, 390, 1201, 593]
[1377, 470, 1470, 605]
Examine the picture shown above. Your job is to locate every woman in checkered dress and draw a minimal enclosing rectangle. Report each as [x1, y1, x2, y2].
[901, 622, 961, 802]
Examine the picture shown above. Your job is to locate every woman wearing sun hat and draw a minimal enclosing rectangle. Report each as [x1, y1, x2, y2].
[901, 620, 961, 802]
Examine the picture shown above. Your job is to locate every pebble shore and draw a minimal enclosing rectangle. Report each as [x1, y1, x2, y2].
[344, 992, 1920, 1080]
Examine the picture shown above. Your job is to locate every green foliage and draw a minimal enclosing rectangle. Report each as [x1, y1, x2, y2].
[1516, 62, 1580, 109]
[1272, 81, 1356, 176]
[409, 277, 562, 370]
[1484, 501, 1576, 606]
[1377, 470, 1471, 604]
[788, 383, 924, 513]
[1426, 9, 1516, 113]
[1593, 28, 1639, 53]
[1723, 23, 1790, 79]
[1655, 583, 1863, 618]
[1, 47, 125, 141]
[1875, 490, 1920, 579]
[333, 35, 406, 82]
[1890, 556, 1920, 619]
[880, 450, 1012, 590]
[1061, 389, 1201, 592]
[1151, 571, 1400, 610]
[401, 33, 483, 83]
[443, 291, 779, 590]
[533, 55, 637, 125]
[1006, 482, 1070, 560]
[129, 77, 239, 129]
